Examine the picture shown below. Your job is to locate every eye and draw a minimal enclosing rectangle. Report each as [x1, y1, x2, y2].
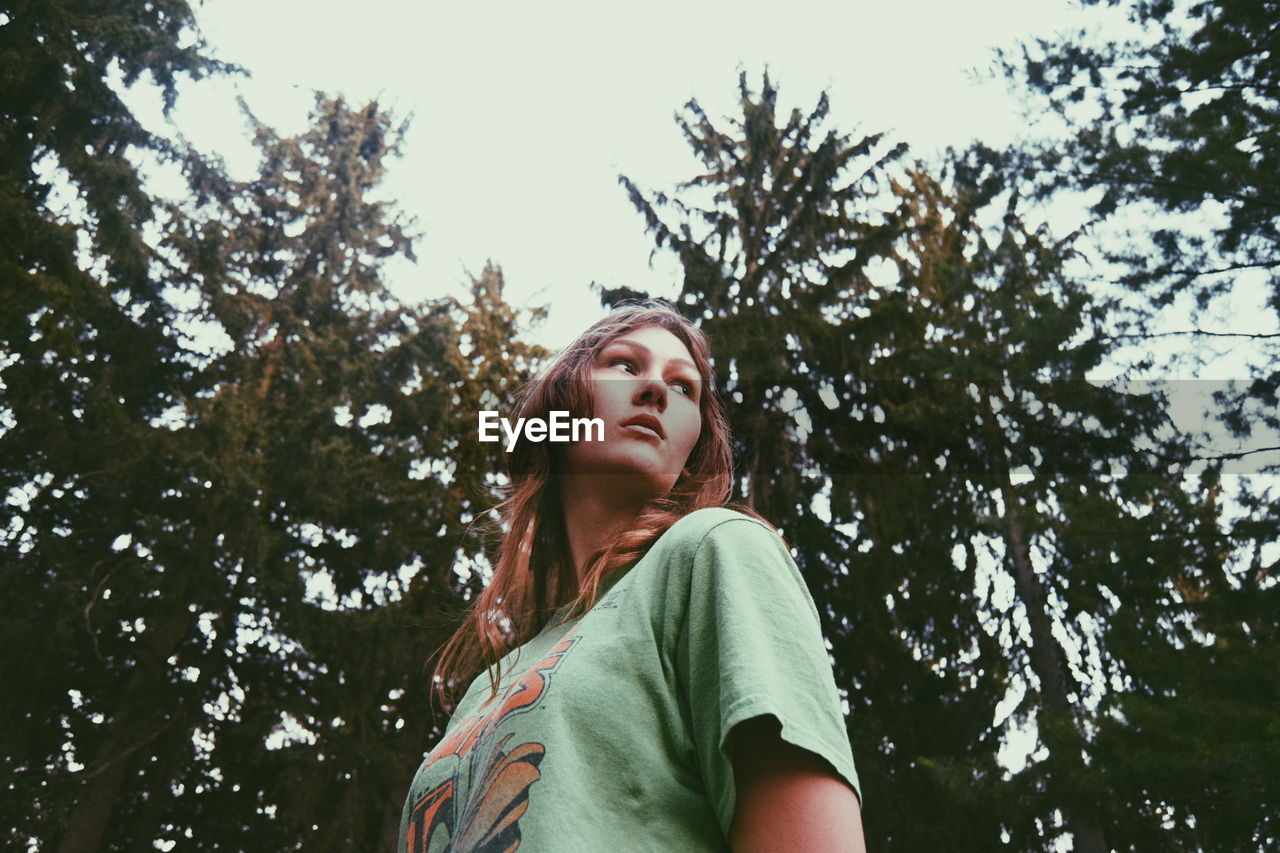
[608, 357, 637, 375]
[607, 356, 697, 398]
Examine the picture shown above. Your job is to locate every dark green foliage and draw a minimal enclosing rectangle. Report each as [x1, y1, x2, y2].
[7, 1, 1271, 849]
[997, 3, 1280, 848]
[1, 0, 230, 308]
[1085, 469, 1280, 852]
[1, 2, 227, 849]
[996, 0, 1280, 436]
[1, 4, 544, 850]
[998, 0, 1279, 308]
[619, 71, 1233, 852]
[147, 95, 466, 851]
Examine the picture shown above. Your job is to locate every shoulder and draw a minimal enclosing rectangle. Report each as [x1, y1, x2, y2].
[662, 506, 782, 552]
[636, 508, 822, 659]
[629, 507, 790, 608]
[657, 507, 802, 594]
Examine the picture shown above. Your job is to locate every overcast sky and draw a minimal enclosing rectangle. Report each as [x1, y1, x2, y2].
[153, 0, 1127, 350]
[102, 0, 1274, 467]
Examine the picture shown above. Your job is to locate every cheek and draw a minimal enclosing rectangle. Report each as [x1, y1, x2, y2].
[583, 377, 615, 418]
[676, 410, 703, 454]
[593, 376, 629, 407]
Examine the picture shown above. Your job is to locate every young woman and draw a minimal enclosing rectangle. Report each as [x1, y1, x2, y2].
[398, 300, 866, 852]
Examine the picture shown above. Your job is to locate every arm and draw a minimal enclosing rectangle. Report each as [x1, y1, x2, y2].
[728, 715, 867, 853]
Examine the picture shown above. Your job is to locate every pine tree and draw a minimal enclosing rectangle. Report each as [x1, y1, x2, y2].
[2, 5, 555, 850]
[997, 3, 1280, 845]
[1, 37, 543, 850]
[617, 72, 1013, 848]
[887, 147, 1239, 852]
[994, 0, 1280, 446]
[0, 2, 231, 849]
[619, 73, 1228, 851]
[130, 94, 453, 851]
[103, 99, 543, 850]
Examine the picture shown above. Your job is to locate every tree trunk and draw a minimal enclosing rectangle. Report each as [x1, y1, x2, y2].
[1001, 481, 1109, 853]
[54, 603, 189, 853]
[986, 392, 1108, 853]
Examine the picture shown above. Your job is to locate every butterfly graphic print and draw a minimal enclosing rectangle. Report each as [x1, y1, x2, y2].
[404, 629, 579, 852]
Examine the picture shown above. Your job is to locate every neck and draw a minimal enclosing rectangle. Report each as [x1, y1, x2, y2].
[557, 472, 649, 587]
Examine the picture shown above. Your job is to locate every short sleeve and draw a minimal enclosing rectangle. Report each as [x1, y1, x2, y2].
[675, 516, 862, 836]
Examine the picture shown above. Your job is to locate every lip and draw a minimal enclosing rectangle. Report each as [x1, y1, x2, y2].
[620, 414, 665, 440]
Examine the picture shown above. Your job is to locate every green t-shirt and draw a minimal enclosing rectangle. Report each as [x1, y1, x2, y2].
[398, 507, 861, 852]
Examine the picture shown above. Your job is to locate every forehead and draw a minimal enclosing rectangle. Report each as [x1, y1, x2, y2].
[602, 325, 697, 370]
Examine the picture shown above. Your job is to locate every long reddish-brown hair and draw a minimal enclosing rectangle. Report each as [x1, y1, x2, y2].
[431, 298, 770, 711]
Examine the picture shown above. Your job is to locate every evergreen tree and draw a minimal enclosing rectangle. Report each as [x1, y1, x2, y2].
[64, 96, 540, 851]
[1, 2, 230, 849]
[617, 72, 1013, 848]
[998, 3, 1280, 846]
[995, 0, 1280, 432]
[1, 5, 545, 843]
[128, 94, 457, 851]
[368, 262, 550, 849]
[619, 72, 1228, 851]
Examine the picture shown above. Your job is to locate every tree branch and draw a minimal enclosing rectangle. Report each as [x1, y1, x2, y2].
[1098, 329, 1280, 341]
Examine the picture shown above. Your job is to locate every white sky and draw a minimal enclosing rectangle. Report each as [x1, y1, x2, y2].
[121, 0, 1273, 465]
[167, 0, 1117, 349]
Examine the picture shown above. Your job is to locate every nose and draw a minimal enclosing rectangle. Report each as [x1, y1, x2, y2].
[632, 373, 667, 411]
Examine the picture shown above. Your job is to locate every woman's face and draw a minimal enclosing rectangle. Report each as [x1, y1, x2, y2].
[562, 324, 703, 499]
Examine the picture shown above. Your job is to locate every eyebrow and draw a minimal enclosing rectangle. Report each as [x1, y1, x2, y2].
[602, 340, 700, 376]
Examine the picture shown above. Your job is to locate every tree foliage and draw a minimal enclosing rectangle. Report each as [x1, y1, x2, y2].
[7, 2, 1273, 850]
[2, 2, 228, 847]
[2, 5, 544, 851]
[618, 71, 1238, 852]
[999, 0, 1279, 307]
[998, 3, 1280, 846]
